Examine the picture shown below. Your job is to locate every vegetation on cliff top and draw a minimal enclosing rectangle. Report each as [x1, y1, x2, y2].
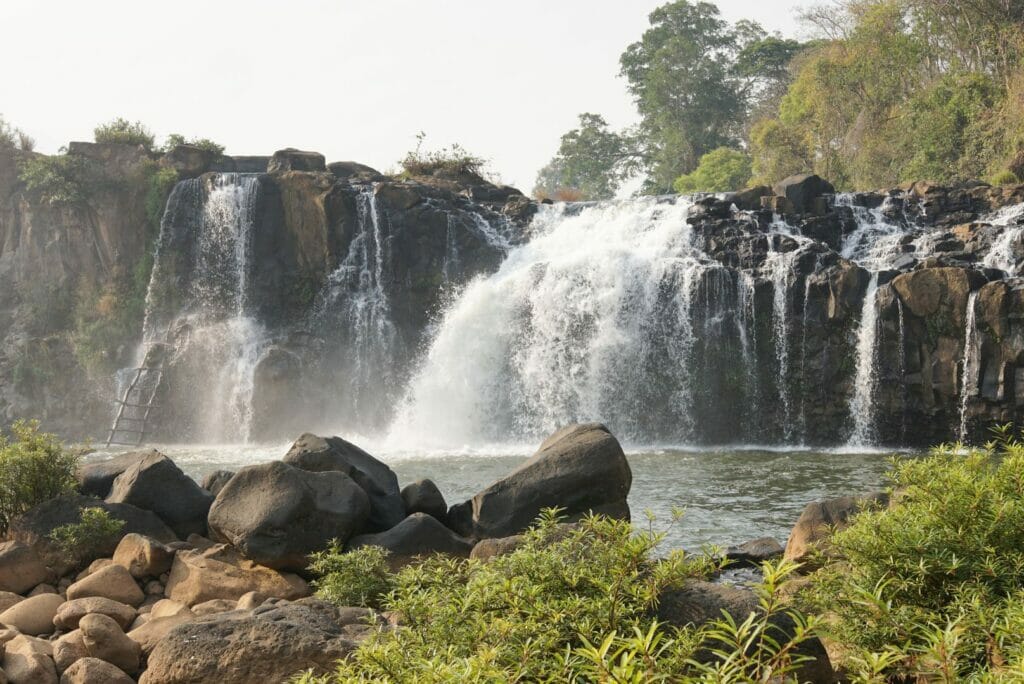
[538, 0, 1024, 197]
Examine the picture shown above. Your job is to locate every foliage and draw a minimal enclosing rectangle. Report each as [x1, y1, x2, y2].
[94, 118, 155, 149]
[309, 543, 393, 609]
[18, 153, 96, 206]
[673, 146, 752, 193]
[533, 114, 640, 200]
[0, 115, 33, 152]
[400, 132, 488, 180]
[48, 507, 124, 563]
[0, 420, 78, 535]
[161, 133, 225, 156]
[991, 170, 1020, 185]
[14, 279, 74, 336]
[298, 511, 822, 682]
[809, 433, 1024, 680]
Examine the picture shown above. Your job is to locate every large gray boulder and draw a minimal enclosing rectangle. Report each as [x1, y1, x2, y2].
[400, 479, 447, 522]
[0, 541, 50, 594]
[772, 174, 835, 215]
[348, 513, 473, 569]
[139, 599, 368, 684]
[76, 451, 152, 498]
[106, 452, 213, 538]
[453, 423, 632, 539]
[784, 492, 888, 570]
[207, 461, 370, 572]
[267, 148, 326, 173]
[284, 434, 405, 532]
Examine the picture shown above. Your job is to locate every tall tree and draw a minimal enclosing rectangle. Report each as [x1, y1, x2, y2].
[533, 114, 639, 200]
[619, 1, 745, 192]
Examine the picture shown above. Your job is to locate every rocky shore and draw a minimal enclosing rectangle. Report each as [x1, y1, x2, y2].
[0, 422, 873, 683]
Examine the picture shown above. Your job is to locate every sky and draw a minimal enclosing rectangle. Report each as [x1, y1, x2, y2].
[0, 1, 801, 191]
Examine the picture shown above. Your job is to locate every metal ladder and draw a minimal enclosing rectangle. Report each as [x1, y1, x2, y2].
[104, 342, 172, 448]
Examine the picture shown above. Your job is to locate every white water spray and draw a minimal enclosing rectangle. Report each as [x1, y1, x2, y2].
[848, 273, 880, 446]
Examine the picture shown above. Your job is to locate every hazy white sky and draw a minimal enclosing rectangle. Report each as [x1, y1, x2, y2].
[1, 1, 800, 190]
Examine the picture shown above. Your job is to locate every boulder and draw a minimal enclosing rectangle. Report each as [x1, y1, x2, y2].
[163, 544, 309, 606]
[192, 599, 236, 616]
[724, 537, 785, 568]
[772, 174, 835, 215]
[200, 470, 235, 497]
[469, 534, 525, 561]
[348, 513, 473, 569]
[0, 593, 64, 635]
[731, 185, 773, 211]
[267, 148, 326, 173]
[784, 493, 888, 568]
[207, 460, 370, 571]
[59, 657, 134, 684]
[456, 423, 631, 539]
[53, 598, 136, 631]
[149, 600, 192, 620]
[162, 144, 218, 179]
[111, 534, 174, 579]
[228, 156, 271, 173]
[0, 593, 21, 614]
[327, 160, 383, 180]
[52, 630, 87, 673]
[79, 614, 139, 675]
[66, 565, 144, 607]
[400, 479, 447, 521]
[140, 599, 368, 684]
[106, 452, 213, 538]
[76, 451, 150, 498]
[8, 495, 176, 575]
[2, 634, 57, 684]
[0, 542, 50, 595]
[284, 433, 405, 532]
[126, 613, 194, 656]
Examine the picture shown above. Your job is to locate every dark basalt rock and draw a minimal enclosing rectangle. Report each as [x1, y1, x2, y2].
[77, 451, 152, 498]
[107, 451, 214, 538]
[773, 174, 836, 215]
[347, 513, 473, 569]
[201, 470, 236, 497]
[267, 148, 326, 173]
[400, 479, 448, 522]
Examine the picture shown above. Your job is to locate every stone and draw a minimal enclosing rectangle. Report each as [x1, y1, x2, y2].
[140, 600, 368, 684]
[0, 593, 64, 635]
[235, 591, 268, 611]
[457, 423, 631, 539]
[106, 452, 213, 538]
[772, 174, 836, 215]
[76, 559, 112, 581]
[327, 160, 383, 180]
[201, 470, 235, 497]
[53, 598, 136, 631]
[53, 629, 88, 673]
[400, 479, 447, 521]
[469, 534, 526, 561]
[784, 493, 889, 568]
[267, 148, 326, 173]
[79, 613, 140, 675]
[192, 599, 236, 616]
[59, 657, 134, 684]
[2, 634, 57, 684]
[162, 144, 219, 179]
[148, 600, 191, 620]
[0, 594, 21, 614]
[66, 565, 144, 607]
[8, 495, 176, 576]
[111, 534, 174, 579]
[76, 451, 150, 498]
[284, 433, 405, 532]
[144, 580, 164, 596]
[724, 537, 785, 568]
[348, 513, 474, 569]
[126, 613, 194, 656]
[731, 185, 773, 211]
[207, 460, 370, 571]
[163, 545, 309, 606]
[0, 542, 50, 595]
[27, 584, 56, 597]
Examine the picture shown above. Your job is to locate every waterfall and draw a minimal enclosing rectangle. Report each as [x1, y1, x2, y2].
[385, 197, 709, 449]
[958, 291, 980, 443]
[134, 173, 268, 443]
[848, 273, 880, 446]
[765, 242, 796, 442]
[982, 203, 1024, 275]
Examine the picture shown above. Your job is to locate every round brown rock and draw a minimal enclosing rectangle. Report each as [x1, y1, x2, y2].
[53, 598, 136, 631]
[0, 593, 65, 636]
[60, 657, 134, 684]
[79, 614, 140, 675]
[66, 565, 144, 607]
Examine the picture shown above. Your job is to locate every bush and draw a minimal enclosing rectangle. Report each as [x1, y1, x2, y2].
[991, 169, 1020, 186]
[0, 420, 78, 534]
[809, 433, 1024, 680]
[18, 153, 95, 206]
[94, 118, 155, 149]
[400, 132, 487, 180]
[309, 543, 393, 609]
[48, 507, 124, 565]
[673, 147, 753, 193]
[161, 133, 225, 156]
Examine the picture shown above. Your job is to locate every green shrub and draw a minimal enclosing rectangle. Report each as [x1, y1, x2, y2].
[48, 507, 124, 565]
[309, 543, 393, 609]
[94, 118, 155, 149]
[161, 133, 225, 156]
[0, 420, 78, 534]
[18, 153, 96, 206]
[400, 132, 487, 180]
[990, 170, 1020, 186]
[673, 147, 753, 193]
[809, 434, 1024, 680]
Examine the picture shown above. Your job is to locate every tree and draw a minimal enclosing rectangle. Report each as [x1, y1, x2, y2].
[620, 1, 746, 191]
[533, 114, 639, 200]
[94, 118, 155, 149]
[673, 147, 752, 193]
